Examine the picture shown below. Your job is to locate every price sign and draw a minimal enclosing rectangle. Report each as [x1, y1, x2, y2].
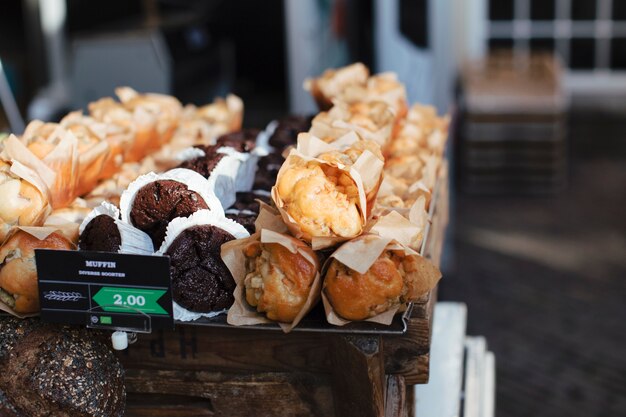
[35, 250, 173, 332]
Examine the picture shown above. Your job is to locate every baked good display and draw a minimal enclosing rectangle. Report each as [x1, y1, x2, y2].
[242, 236, 318, 322]
[0, 229, 74, 314]
[0, 317, 125, 416]
[157, 210, 249, 314]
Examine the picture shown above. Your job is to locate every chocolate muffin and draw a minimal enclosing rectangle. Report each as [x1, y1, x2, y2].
[166, 225, 237, 312]
[177, 151, 226, 179]
[130, 180, 209, 248]
[215, 129, 259, 153]
[230, 192, 264, 213]
[79, 215, 121, 252]
[225, 210, 256, 234]
[269, 115, 312, 150]
[253, 153, 285, 191]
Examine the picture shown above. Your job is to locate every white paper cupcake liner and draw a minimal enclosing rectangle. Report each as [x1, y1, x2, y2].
[156, 209, 250, 320]
[119, 168, 225, 230]
[203, 152, 238, 209]
[79, 201, 154, 254]
[253, 120, 278, 156]
[175, 146, 206, 162]
[217, 146, 259, 193]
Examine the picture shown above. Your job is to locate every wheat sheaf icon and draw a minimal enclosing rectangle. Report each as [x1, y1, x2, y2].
[44, 291, 86, 302]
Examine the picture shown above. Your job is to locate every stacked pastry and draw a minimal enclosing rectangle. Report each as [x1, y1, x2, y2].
[0, 89, 244, 315]
[224, 63, 445, 330]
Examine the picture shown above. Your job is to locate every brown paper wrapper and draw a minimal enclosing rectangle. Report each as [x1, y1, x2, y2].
[321, 233, 440, 326]
[271, 148, 375, 250]
[223, 229, 321, 333]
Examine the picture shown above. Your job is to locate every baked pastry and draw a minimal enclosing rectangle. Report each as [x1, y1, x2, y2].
[253, 153, 285, 191]
[0, 230, 74, 313]
[177, 151, 226, 178]
[243, 236, 318, 322]
[166, 224, 238, 312]
[116, 87, 182, 158]
[0, 317, 125, 416]
[324, 239, 440, 321]
[328, 72, 408, 127]
[0, 160, 50, 242]
[274, 154, 362, 240]
[79, 215, 121, 253]
[129, 179, 209, 247]
[11, 123, 79, 208]
[308, 100, 395, 147]
[59, 112, 112, 196]
[304, 62, 369, 110]
[269, 115, 312, 150]
[215, 129, 259, 153]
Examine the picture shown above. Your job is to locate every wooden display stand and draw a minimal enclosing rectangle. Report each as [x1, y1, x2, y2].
[118, 165, 449, 417]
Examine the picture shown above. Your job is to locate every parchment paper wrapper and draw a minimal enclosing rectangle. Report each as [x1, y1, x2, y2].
[60, 111, 112, 196]
[156, 209, 249, 321]
[79, 202, 154, 255]
[43, 198, 93, 243]
[116, 87, 182, 155]
[223, 229, 321, 333]
[0, 160, 52, 242]
[271, 148, 370, 249]
[331, 72, 408, 121]
[120, 168, 225, 228]
[254, 203, 289, 234]
[303, 62, 370, 110]
[321, 233, 440, 326]
[308, 101, 395, 148]
[4, 131, 79, 209]
[0, 225, 77, 318]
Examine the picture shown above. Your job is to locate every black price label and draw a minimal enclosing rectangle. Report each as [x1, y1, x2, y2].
[35, 250, 173, 332]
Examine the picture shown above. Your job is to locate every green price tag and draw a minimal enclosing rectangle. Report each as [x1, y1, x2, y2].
[92, 287, 168, 315]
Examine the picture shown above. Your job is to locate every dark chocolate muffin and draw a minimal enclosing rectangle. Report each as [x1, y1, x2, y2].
[166, 225, 237, 312]
[225, 211, 256, 234]
[230, 192, 263, 213]
[0, 317, 125, 417]
[130, 180, 209, 248]
[269, 115, 312, 150]
[79, 215, 122, 252]
[215, 129, 259, 153]
[253, 153, 285, 191]
[177, 151, 226, 179]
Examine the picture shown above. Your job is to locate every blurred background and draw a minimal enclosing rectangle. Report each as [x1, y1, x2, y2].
[0, 0, 624, 416]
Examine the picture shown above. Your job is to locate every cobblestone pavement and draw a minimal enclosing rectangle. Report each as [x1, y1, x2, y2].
[440, 114, 626, 417]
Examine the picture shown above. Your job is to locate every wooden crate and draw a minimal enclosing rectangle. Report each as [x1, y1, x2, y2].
[459, 52, 568, 194]
[117, 164, 450, 417]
